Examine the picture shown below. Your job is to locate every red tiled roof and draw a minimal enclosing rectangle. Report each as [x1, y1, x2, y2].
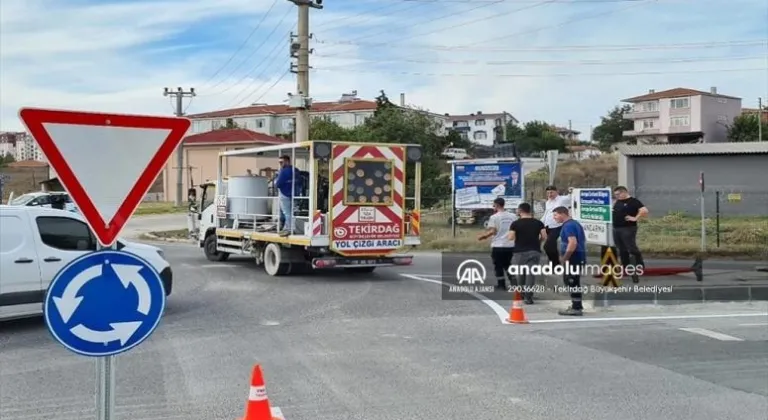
[183, 129, 289, 145]
[7, 160, 48, 168]
[622, 88, 741, 102]
[186, 100, 378, 119]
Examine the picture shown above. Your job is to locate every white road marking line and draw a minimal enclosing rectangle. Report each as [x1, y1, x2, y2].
[738, 322, 768, 327]
[679, 327, 745, 341]
[400, 274, 509, 324]
[408, 273, 443, 278]
[525, 313, 768, 324]
[200, 264, 239, 268]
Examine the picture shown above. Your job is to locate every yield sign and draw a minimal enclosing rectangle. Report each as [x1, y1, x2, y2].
[19, 108, 191, 246]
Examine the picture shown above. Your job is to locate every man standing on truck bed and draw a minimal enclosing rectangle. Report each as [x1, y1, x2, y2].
[275, 155, 302, 237]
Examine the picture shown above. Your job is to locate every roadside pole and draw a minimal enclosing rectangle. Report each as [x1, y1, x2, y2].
[699, 172, 706, 253]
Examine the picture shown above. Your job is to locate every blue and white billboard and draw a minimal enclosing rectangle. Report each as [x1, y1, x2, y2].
[453, 162, 523, 209]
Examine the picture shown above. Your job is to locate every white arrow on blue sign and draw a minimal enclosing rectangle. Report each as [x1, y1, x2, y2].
[44, 249, 166, 357]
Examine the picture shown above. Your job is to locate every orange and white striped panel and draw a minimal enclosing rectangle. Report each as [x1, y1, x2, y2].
[329, 144, 406, 255]
[409, 210, 420, 236]
[312, 210, 323, 236]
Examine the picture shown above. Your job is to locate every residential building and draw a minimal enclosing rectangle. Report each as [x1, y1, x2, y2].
[444, 111, 518, 147]
[186, 92, 379, 136]
[554, 126, 580, 142]
[621, 87, 742, 144]
[162, 129, 289, 202]
[565, 145, 601, 160]
[0, 132, 44, 161]
[741, 107, 768, 123]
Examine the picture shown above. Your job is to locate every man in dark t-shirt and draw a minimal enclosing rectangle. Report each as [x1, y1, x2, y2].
[507, 202, 546, 304]
[612, 186, 649, 279]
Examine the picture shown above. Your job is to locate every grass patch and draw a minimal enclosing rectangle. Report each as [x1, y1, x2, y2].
[134, 202, 188, 216]
[418, 210, 767, 259]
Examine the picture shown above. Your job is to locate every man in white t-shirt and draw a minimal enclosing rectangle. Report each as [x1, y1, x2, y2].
[541, 185, 573, 265]
[477, 197, 518, 290]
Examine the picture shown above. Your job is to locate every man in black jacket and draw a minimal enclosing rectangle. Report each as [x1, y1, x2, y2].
[612, 186, 649, 278]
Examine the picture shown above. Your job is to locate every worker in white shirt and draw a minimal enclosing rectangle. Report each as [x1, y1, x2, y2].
[477, 197, 518, 290]
[541, 185, 573, 265]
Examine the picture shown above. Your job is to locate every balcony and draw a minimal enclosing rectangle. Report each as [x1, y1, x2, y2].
[624, 109, 660, 119]
[449, 125, 470, 132]
[623, 128, 660, 136]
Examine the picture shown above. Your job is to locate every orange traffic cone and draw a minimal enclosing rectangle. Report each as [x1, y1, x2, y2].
[239, 364, 281, 420]
[506, 291, 528, 324]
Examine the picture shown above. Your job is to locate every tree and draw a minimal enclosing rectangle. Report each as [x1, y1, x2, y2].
[505, 121, 566, 156]
[0, 153, 15, 167]
[727, 114, 768, 142]
[309, 117, 350, 141]
[592, 105, 635, 151]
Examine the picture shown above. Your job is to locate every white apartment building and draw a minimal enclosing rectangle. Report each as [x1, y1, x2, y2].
[444, 111, 518, 147]
[187, 92, 380, 136]
[621, 87, 742, 144]
[0, 132, 44, 161]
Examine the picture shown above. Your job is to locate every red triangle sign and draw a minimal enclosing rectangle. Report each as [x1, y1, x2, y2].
[19, 108, 191, 247]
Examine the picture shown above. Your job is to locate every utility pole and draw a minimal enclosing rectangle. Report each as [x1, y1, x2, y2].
[759, 97, 763, 142]
[288, 0, 322, 143]
[568, 119, 573, 142]
[163, 87, 196, 205]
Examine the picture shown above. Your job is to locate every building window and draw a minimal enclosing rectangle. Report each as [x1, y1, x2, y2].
[495, 118, 502, 126]
[474, 131, 487, 141]
[459, 132, 469, 140]
[717, 98, 727, 104]
[640, 101, 658, 112]
[475, 119, 486, 126]
[642, 120, 655, 129]
[717, 115, 727, 121]
[256, 119, 264, 128]
[211, 120, 223, 130]
[454, 120, 468, 127]
[670, 116, 690, 126]
[670, 98, 689, 109]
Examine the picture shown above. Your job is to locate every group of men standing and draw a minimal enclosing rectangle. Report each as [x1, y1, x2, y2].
[477, 185, 649, 317]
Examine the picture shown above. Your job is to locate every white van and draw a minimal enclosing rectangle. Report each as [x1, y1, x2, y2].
[0, 205, 173, 321]
[442, 148, 469, 159]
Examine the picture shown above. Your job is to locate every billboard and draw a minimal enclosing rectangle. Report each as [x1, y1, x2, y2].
[452, 162, 523, 209]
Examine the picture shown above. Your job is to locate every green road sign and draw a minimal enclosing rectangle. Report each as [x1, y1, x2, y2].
[580, 204, 611, 222]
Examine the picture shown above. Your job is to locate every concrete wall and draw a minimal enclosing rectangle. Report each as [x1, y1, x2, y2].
[627, 154, 768, 217]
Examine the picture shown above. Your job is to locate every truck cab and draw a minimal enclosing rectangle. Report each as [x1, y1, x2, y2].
[196, 141, 423, 276]
[0, 205, 173, 321]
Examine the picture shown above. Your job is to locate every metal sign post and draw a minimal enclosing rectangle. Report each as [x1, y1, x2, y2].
[96, 240, 116, 420]
[699, 171, 706, 252]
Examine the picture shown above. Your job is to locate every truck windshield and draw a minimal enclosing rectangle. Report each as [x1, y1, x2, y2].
[9, 193, 38, 205]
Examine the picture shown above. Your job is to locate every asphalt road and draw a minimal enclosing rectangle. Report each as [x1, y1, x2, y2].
[2, 242, 766, 420]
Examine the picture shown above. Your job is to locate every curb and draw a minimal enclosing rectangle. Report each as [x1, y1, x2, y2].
[139, 232, 195, 244]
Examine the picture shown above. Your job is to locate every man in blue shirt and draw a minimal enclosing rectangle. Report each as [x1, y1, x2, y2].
[275, 155, 302, 236]
[553, 206, 586, 316]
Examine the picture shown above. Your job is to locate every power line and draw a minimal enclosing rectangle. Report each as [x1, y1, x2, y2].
[237, 68, 292, 109]
[314, 54, 767, 68]
[312, 39, 767, 52]
[198, 0, 281, 89]
[205, 5, 293, 94]
[314, 1, 421, 31]
[224, 41, 291, 108]
[397, 0, 647, 3]
[311, 66, 766, 78]
[316, 0, 518, 58]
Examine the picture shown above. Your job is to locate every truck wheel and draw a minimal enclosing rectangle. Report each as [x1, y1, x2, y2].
[344, 267, 376, 274]
[480, 215, 491, 228]
[264, 243, 290, 276]
[204, 235, 229, 262]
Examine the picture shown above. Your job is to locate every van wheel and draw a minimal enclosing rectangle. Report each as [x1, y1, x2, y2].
[204, 235, 229, 262]
[344, 266, 376, 274]
[264, 243, 290, 276]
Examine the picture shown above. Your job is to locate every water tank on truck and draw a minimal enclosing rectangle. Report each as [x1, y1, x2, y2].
[226, 175, 270, 223]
